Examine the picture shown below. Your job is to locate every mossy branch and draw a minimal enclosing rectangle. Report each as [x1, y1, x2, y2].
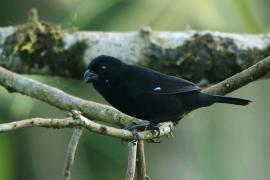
[1, 23, 270, 85]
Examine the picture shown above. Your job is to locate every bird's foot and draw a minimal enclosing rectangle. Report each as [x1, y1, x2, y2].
[120, 129, 140, 144]
[131, 130, 140, 144]
[124, 123, 161, 143]
[144, 125, 161, 137]
[120, 124, 141, 144]
[123, 124, 146, 143]
[125, 123, 160, 135]
[144, 125, 161, 143]
[125, 123, 150, 131]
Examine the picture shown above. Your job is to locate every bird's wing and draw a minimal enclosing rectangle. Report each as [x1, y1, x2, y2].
[150, 79, 200, 94]
[125, 66, 201, 95]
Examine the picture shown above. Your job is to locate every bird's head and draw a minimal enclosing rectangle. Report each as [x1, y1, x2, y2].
[83, 55, 125, 84]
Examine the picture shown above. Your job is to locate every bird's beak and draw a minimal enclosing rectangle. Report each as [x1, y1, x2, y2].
[83, 69, 98, 83]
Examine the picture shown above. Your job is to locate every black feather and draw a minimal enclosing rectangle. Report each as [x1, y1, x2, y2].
[201, 93, 251, 106]
[84, 55, 251, 125]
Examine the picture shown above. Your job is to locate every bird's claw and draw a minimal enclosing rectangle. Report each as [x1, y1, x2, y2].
[125, 123, 160, 133]
[146, 126, 161, 137]
[131, 130, 140, 144]
[124, 123, 162, 143]
[121, 127, 140, 144]
[125, 123, 149, 131]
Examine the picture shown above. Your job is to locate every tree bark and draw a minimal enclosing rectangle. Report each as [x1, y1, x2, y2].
[1, 26, 270, 85]
[126, 142, 138, 180]
[136, 141, 148, 180]
[63, 127, 83, 180]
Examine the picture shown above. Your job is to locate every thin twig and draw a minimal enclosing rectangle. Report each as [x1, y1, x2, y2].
[0, 115, 173, 140]
[204, 55, 270, 95]
[126, 141, 138, 180]
[136, 141, 148, 180]
[63, 127, 83, 180]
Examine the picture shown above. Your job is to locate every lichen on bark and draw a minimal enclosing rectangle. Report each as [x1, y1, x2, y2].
[147, 33, 270, 85]
[1, 9, 87, 78]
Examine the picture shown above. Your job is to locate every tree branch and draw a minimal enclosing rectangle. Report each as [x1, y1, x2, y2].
[136, 141, 148, 180]
[204, 56, 270, 95]
[63, 127, 83, 180]
[0, 65, 139, 127]
[126, 142, 138, 180]
[1, 26, 270, 84]
[0, 113, 173, 140]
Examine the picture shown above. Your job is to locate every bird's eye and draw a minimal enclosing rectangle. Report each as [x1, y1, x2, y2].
[101, 66, 106, 71]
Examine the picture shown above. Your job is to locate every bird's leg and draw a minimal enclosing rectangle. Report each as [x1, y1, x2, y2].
[130, 130, 140, 143]
[127, 123, 147, 143]
[124, 122, 162, 143]
[120, 129, 140, 144]
[128, 123, 162, 143]
[125, 122, 152, 131]
[121, 123, 147, 143]
[125, 122, 160, 133]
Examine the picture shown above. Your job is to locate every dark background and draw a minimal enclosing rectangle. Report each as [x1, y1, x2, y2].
[0, 0, 270, 179]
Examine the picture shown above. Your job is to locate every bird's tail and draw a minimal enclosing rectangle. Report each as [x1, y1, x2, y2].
[201, 93, 251, 106]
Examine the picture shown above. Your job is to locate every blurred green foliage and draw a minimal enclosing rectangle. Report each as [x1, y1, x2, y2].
[0, 0, 270, 180]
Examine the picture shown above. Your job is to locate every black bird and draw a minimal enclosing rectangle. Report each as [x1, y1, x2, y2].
[83, 55, 250, 130]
